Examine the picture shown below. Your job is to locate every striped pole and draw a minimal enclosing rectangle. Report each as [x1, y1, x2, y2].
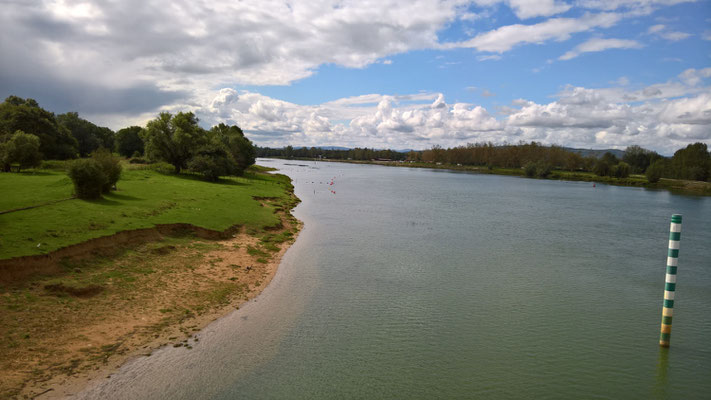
[660, 214, 682, 347]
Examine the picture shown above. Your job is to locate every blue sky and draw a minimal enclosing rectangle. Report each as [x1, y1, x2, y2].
[1, 0, 710, 154]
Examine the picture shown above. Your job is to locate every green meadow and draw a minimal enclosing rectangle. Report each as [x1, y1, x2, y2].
[0, 164, 294, 260]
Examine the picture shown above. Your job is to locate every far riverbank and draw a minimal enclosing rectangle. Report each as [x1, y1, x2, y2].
[278, 157, 711, 196]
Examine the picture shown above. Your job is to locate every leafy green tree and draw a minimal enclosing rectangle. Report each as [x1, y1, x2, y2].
[671, 142, 710, 181]
[143, 112, 206, 173]
[187, 140, 236, 181]
[524, 162, 537, 177]
[115, 126, 145, 157]
[646, 160, 665, 183]
[593, 159, 611, 176]
[0, 131, 42, 171]
[284, 145, 294, 159]
[0, 96, 77, 159]
[623, 145, 659, 174]
[613, 161, 631, 178]
[57, 112, 115, 157]
[210, 123, 256, 175]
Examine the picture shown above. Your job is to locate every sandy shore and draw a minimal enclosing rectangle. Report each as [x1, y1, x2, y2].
[1, 212, 301, 399]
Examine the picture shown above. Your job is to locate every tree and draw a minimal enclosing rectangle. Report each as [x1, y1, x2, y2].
[0, 96, 77, 159]
[613, 161, 631, 178]
[115, 126, 145, 157]
[671, 142, 710, 181]
[623, 145, 659, 174]
[1, 131, 42, 171]
[646, 160, 665, 183]
[210, 123, 256, 174]
[593, 159, 611, 176]
[143, 112, 206, 173]
[57, 112, 115, 157]
[187, 140, 236, 181]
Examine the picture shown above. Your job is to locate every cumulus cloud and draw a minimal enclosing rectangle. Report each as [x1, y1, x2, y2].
[502, 68, 711, 153]
[188, 68, 710, 154]
[559, 37, 643, 60]
[473, 0, 572, 19]
[0, 0, 468, 111]
[450, 12, 622, 53]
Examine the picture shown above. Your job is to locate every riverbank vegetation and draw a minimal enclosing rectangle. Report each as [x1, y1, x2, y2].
[0, 96, 256, 184]
[0, 95, 303, 396]
[258, 141, 711, 195]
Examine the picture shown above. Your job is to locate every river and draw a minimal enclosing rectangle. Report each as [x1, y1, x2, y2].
[76, 159, 711, 399]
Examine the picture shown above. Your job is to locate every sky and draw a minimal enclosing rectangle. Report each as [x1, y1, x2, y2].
[1, 0, 710, 154]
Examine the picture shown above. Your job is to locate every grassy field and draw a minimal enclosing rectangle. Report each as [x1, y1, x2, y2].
[0, 163, 294, 260]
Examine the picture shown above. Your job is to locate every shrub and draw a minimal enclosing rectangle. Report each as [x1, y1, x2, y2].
[536, 161, 552, 178]
[1, 131, 42, 171]
[91, 148, 122, 192]
[614, 161, 631, 178]
[646, 160, 664, 183]
[39, 160, 71, 171]
[593, 160, 610, 176]
[129, 156, 148, 164]
[187, 141, 236, 181]
[524, 162, 537, 177]
[68, 159, 107, 199]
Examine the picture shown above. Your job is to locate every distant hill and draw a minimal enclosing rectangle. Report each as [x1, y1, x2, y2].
[563, 147, 626, 159]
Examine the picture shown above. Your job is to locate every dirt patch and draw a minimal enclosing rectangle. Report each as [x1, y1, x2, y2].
[0, 223, 243, 285]
[43, 284, 104, 298]
[0, 202, 301, 399]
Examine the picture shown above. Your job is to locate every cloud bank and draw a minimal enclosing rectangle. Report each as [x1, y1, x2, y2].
[193, 69, 710, 154]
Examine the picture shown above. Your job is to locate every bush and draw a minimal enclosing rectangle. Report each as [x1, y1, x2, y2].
[614, 161, 631, 178]
[91, 148, 122, 192]
[593, 160, 610, 177]
[646, 160, 664, 183]
[68, 159, 107, 199]
[187, 141, 236, 181]
[129, 156, 148, 164]
[524, 162, 537, 177]
[536, 161, 552, 178]
[1, 131, 42, 172]
[39, 160, 71, 171]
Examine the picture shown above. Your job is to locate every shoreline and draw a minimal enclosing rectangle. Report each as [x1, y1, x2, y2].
[271, 157, 711, 196]
[33, 219, 302, 399]
[16, 216, 302, 399]
[1, 182, 302, 399]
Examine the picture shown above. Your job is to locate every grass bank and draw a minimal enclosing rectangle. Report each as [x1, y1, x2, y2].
[0, 163, 302, 398]
[0, 163, 293, 260]
[299, 158, 711, 196]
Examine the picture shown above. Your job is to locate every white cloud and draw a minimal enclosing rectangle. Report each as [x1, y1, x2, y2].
[559, 37, 643, 60]
[189, 68, 711, 154]
[473, 0, 572, 19]
[450, 12, 622, 53]
[647, 24, 692, 41]
[0, 0, 470, 102]
[576, 0, 696, 13]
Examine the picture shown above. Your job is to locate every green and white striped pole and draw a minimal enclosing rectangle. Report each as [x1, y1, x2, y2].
[659, 214, 682, 348]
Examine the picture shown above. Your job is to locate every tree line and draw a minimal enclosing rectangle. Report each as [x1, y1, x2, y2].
[0, 96, 257, 197]
[412, 142, 710, 182]
[257, 145, 408, 161]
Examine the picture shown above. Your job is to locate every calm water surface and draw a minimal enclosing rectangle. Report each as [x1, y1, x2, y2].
[77, 159, 711, 399]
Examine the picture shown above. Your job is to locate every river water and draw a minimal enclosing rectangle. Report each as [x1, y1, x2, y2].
[77, 159, 711, 399]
